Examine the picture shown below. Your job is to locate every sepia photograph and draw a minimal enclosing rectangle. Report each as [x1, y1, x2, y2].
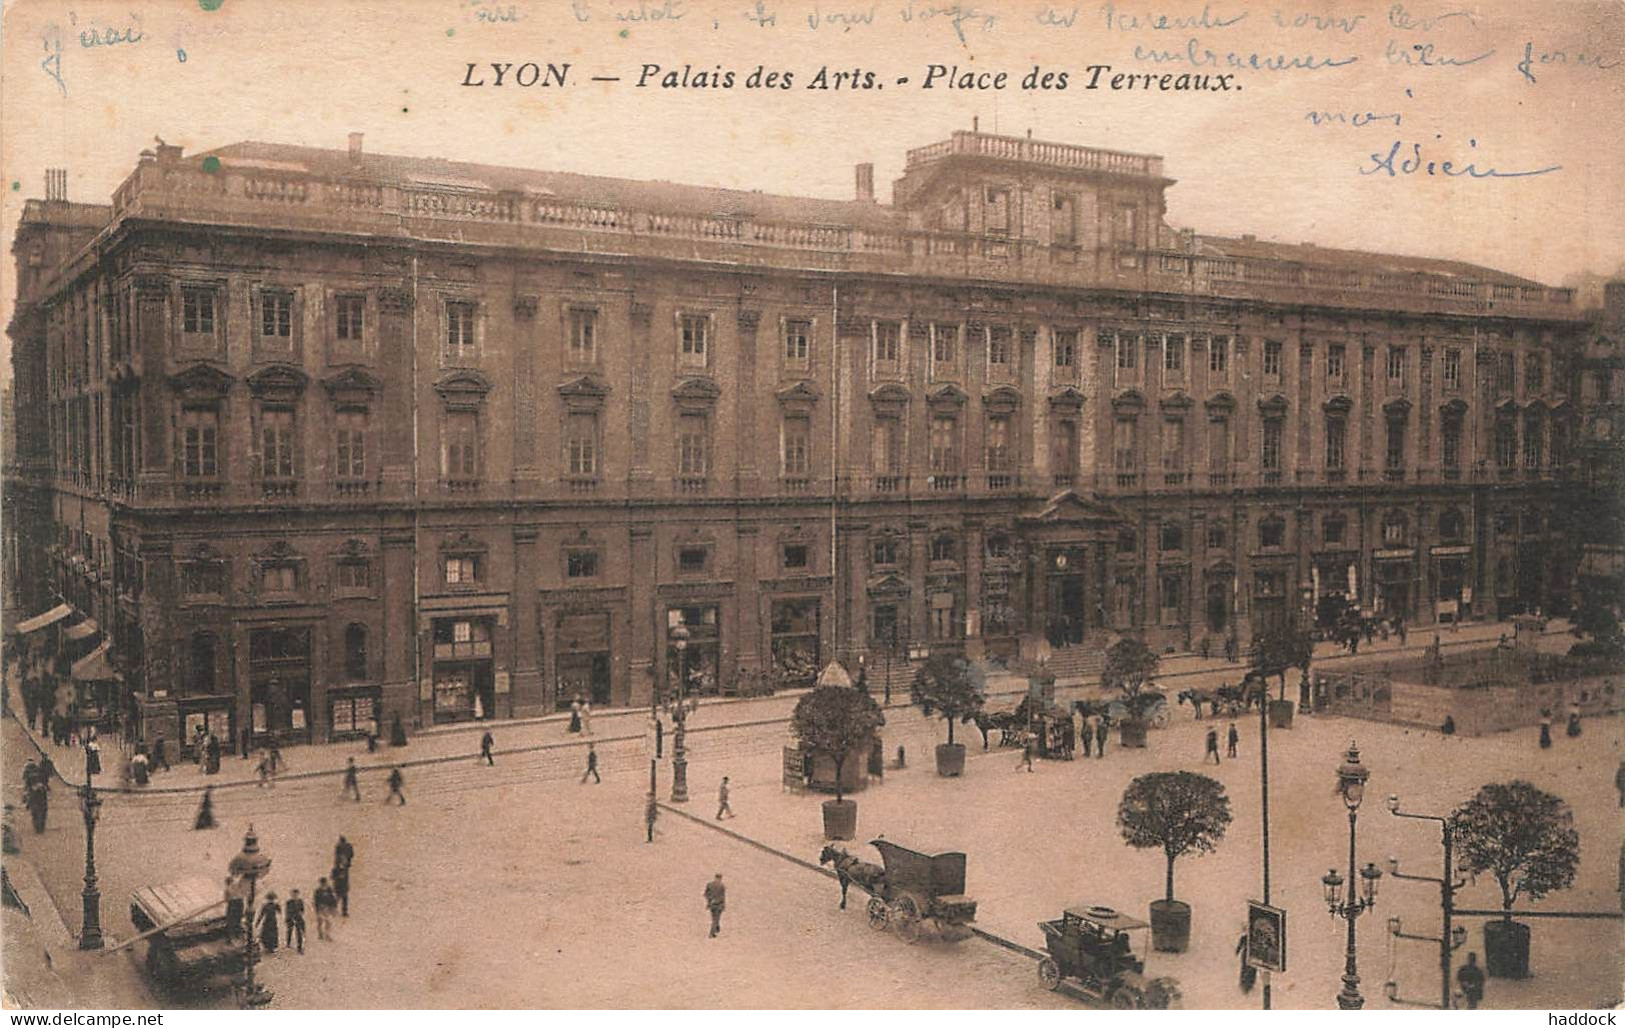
[0, 0, 1621, 1014]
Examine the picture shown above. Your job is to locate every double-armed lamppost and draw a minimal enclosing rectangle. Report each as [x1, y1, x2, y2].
[78, 751, 103, 950]
[1321, 742, 1383, 1009]
[666, 623, 695, 803]
[1385, 794, 1470, 1008]
[228, 827, 274, 1009]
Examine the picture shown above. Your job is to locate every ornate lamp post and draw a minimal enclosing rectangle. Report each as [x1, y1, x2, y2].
[1386, 794, 1470, 1009]
[78, 755, 103, 950]
[1322, 742, 1383, 1009]
[227, 827, 274, 1009]
[668, 622, 692, 803]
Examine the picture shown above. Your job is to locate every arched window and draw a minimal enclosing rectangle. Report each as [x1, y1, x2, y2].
[1439, 508, 1465, 544]
[188, 632, 217, 694]
[344, 623, 368, 681]
[1258, 515, 1286, 550]
[1383, 510, 1409, 545]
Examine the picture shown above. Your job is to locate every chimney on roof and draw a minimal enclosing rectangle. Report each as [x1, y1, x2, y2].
[855, 163, 875, 204]
[349, 132, 364, 160]
[972, 116, 979, 133]
[44, 168, 67, 203]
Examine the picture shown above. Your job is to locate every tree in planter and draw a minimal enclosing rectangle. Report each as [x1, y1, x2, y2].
[1450, 780, 1579, 978]
[1251, 625, 1313, 702]
[910, 653, 985, 774]
[791, 686, 885, 839]
[1101, 637, 1161, 744]
[1568, 575, 1625, 662]
[1117, 771, 1232, 952]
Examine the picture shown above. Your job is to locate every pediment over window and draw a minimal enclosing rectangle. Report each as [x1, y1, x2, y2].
[671, 376, 722, 414]
[1257, 393, 1290, 419]
[1111, 389, 1146, 414]
[1524, 398, 1549, 413]
[926, 383, 968, 411]
[338, 538, 370, 559]
[1047, 386, 1086, 413]
[1494, 397, 1520, 416]
[983, 385, 1023, 416]
[185, 541, 224, 561]
[867, 571, 913, 596]
[253, 540, 300, 562]
[168, 363, 235, 403]
[322, 367, 382, 407]
[1204, 391, 1236, 414]
[1323, 394, 1353, 415]
[1019, 490, 1130, 527]
[558, 374, 611, 413]
[1383, 396, 1413, 418]
[1440, 398, 1469, 419]
[440, 531, 487, 555]
[435, 370, 493, 412]
[776, 380, 822, 414]
[1160, 391, 1194, 412]
[247, 364, 310, 403]
[869, 383, 912, 415]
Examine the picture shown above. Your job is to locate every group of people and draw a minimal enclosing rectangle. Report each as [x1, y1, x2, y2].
[230, 835, 355, 957]
[340, 757, 409, 804]
[1537, 703, 1585, 749]
[1204, 723, 1242, 764]
[19, 757, 55, 833]
[567, 696, 595, 735]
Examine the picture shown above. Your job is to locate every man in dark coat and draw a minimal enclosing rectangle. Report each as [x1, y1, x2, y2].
[224, 875, 248, 939]
[331, 863, 351, 917]
[480, 730, 495, 766]
[240, 724, 252, 760]
[313, 878, 338, 940]
[646, 792, 659, 843]
[1205, 727, 1221, 764]
[1227, 722, 1240, 759]
[580, 743, 600, 784]
[342, 758, 362, 802]
[704, 873, 726, 938]
[284, 888, 307, 953]
[1455, 952, 1486, 1009]
[25, 781, 48, 833]
[1094, 719, 1108, 758]
[334, 835, 355, 873]
[386, 766, 406, 804]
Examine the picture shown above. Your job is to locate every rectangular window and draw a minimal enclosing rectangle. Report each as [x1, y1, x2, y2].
[260, 290, 293, 338]
[1525, 352, 1544, 391]
[783, 417, 810, 477]
[1163, 334, 1185, 376]
[567, 551, 598, 579]
[1523, 413, 1543, 468]
[567, 412, 598, 477]
[1053, 329, 1078, 370]
[985, 187, 1011, 234]
[1327, 344, 1346, 384]
[569, 308, 597, 363]
[931, 324, 956, 366]
[180, 407, 219, 478]
[782, 544, 809, 570]
[872, 538, 899, 567]
[337, 561, 371, 590]
[1386, 418, 1407, 470]
[1495, 419, 1517, 470]
[335, 294, 365, 342]
[1261, 420, 1282, 472]
[930, 416, 958, 473]
[874, 321, 901, 365]
[988, 326, 1012, 366]
[1322, 517, 1346, 546]
[444, 556, 479, 586]
[1263, 340, 1283, 379]
[1325, 418, 1347, 470]
[1052, 192, 1076, 246]
[872, 416, 902, 475]
[444, 412, 478, 480]
[1387, 346, 1406, 386]
[181, 287, 215, 334]
[1112, 204, 1138, 247]
[1161, 418, 1185, 471]
[985, 416, 1011, 470]
[260, 409, 295, 479]
[1053, 419, 1079, 477]
[261, 564, 297, 594]
[1115, 331, 1137, 371]
[680, 314, 709, 365]
[1208, 418, 1230, 473]
[335, 410, 368, 479]
[678, 415, 709, 477]
[784, 319, 811, 367]
[1113, 418, 1138, 471]
[1497, 352, 1515, 393]
[1209, 336, 1229, 376]
[1440, 348, 1461, 389]
[446, 301, 476, 358]
[678, 547, 708, 575]
[1442, 419, 1462, 469]
[182, 562, 226, 596]
[1160, 573, 1184, 624]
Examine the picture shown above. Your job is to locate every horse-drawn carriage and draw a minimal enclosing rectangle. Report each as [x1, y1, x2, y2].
[819, 839, 979, 944]
[1176, 677, 1268, 719]
[1036, 904, 1182, 1008]
[1073, 689, 1171, 729]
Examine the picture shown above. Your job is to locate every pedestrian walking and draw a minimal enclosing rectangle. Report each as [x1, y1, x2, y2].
[1615, 758, 1625, 809]
[716, 776, 734, 819]
[386, 766, 406, 805]
[580, 743, 600, 784]
[257, 893, 281, 955]
[335, 835, 355, 871]
[568, 696, 583, 734]
[1094, 718, 1107, 759]
[331, 864, 351, 918]
[313, 878, 338, 940]
[1224, 635, 1238, 663]
[1567, 702, 1582, 739]
[151, 736, 169, 772]
[1080, 720, 1093, 757]
[646, 792, 659, 843]
[1018, 738, 1035, 773]
[25, 781, 48, 833]
[1456, 952, 1485, 1009]
[205, 732, 222, 775]
[704, 873, 726, 938]
[84, 737, 102, 777]
[256, 755, 273, 788]
[480, 730, 495, 766]
[192, 725, 206, 766]
[240, 724, 251, 760]
[1205, 727, 1221, 764]
[1539, 712, 1553, 749]
[1236, 932, 1257, 993]
[342, 758, 362, 801]
[1227, 722, 1239, 759]
[130, 751, 150, 786]
[194, 786, 216, 830]
[1397, 619, 1408, 646]
[581, 700, 594, 735]
[268, 740, 284, 776]
[284, 889, 307, 954]
[225, 875, 249, 940]
[37, 754, 54, 792]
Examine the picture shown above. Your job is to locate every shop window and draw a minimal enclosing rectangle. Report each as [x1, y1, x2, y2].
[330, 693, 377, 739]
[344, 624, 368, 681]
[770, 599, 821, 685]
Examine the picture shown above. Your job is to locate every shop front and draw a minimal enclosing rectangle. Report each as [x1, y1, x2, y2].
[556, 611, 613, 709]
[179, 696, 235, 754]
[770, 598, 821, 687]
[248, 626, 312, 746]
[1430, 545, 1473, 623]
[328, 685, 381, 742]
[1251, 568, 1290, 637]
[431, 617, 496, 722]
[1373, 549, 1417, 622]
[1312, 554, 1358, 631]
[667, 604, 722, 696]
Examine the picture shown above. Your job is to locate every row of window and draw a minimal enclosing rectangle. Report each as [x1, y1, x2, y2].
[183, 624, 369, 696]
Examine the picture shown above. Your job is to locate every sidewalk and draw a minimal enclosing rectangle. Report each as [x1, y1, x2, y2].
[11, 616, 1531, 795]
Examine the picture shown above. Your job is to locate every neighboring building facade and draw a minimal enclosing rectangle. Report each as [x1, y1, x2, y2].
[4, 131, 1596, 747]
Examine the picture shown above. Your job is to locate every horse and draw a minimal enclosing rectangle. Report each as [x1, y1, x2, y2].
[818, 845, 887, 910]
[1177, 689, 1219, 719]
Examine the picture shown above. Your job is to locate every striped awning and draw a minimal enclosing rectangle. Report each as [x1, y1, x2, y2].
[62, 618, 100, 642]
[71, 640, 117, 682]
[14, 604, 71, 635]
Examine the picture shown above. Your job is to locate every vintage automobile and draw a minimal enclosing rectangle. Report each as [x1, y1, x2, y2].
[128, 877, 242, 992]
[1036, 904, 1182, 1008]
[819, 838, 978, 943]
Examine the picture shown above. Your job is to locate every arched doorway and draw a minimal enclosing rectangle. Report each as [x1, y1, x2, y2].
[1205, 582, 1229, 635]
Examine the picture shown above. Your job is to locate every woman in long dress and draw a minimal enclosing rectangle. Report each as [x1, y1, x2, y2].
[568, 697, 582, 733]
[257, 893, 281, 954]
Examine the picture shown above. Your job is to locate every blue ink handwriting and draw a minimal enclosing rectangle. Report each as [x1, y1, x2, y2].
[807, 3, 877, 30]
[1384, 40, 1494, 66]
[41, 27, 67, 95]
[1134, 37, 1357, 70]
[1101, 3, 1247, 31]
[1272, 9, 1365, 32]
[1517, 41, 1622, 84]
[743, 1, 777, 26]
[1387, 3, 1476, 31]
[615, 0, 685, 22]
[1306, 108, 1403, 127]
[1361, 139, 1562, 179]
[899, 2, 996, 44]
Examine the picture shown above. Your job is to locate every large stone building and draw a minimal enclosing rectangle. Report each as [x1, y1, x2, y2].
[5, 131, 1596, 747]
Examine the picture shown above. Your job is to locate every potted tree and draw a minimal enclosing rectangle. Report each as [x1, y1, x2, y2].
[1450, 781, 1580, 979]
[1101, 637, 1160, 748]
[1117, 771, 1232, 953]
[790, 686, 885, 841]
[910, 652, 985, 777]
[1252, 626, 1312, 729]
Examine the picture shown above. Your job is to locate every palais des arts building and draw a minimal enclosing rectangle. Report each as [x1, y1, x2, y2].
[5, 130, 1599, 747]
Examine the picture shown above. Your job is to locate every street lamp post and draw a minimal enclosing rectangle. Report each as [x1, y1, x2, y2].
[1387, 795, 1469, 1009]
[78, 754, 103, 951]
[227, 827, 274, 1009]
[669, 623, 691, 803]
[1322, 742, 1383, 1010]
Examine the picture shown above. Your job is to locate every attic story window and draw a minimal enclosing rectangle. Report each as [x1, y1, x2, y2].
[182, 288, 215, 334]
